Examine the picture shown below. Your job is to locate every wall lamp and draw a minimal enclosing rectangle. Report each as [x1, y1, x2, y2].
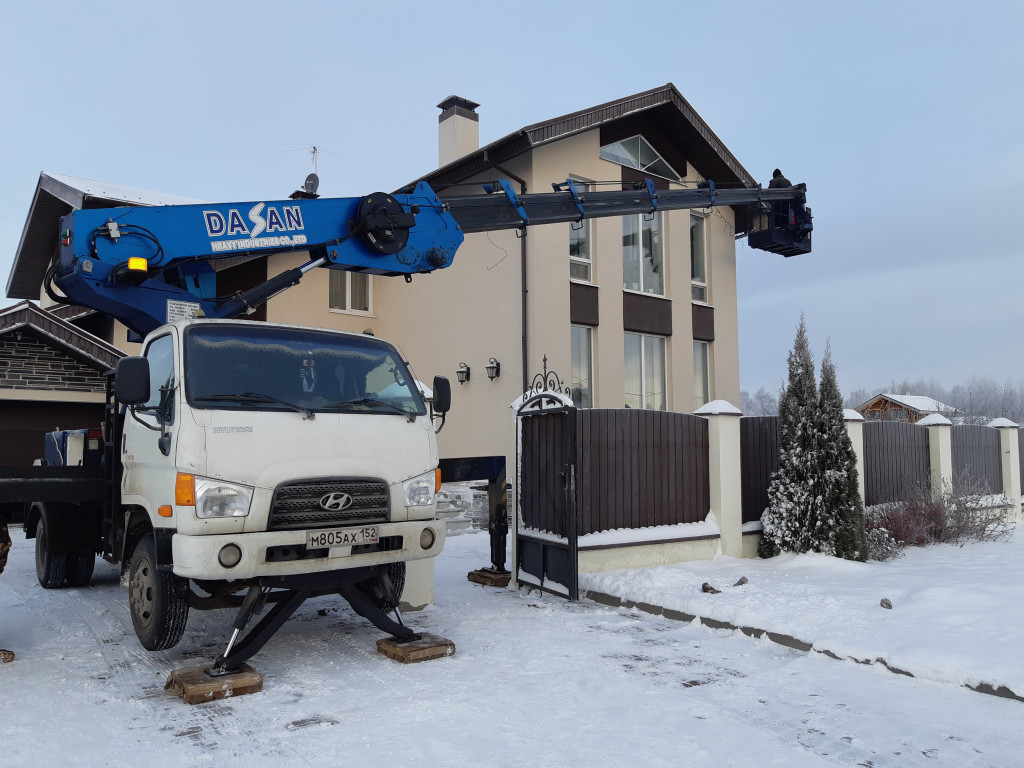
[456, 362, 471, 385]
[486, 357, 501, 380]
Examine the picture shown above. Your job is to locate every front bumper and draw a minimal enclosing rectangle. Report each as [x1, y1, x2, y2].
[171, 520, 445, 580]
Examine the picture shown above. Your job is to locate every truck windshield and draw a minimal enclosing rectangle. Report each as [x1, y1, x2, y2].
[184, 324, 426, 417]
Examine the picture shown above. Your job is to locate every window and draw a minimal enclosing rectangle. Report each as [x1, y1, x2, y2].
[600, 135, 681, 182]
[329, 270, 371, 314]
[690, 214, 707, 303]
[571, 325, 594, 408]
[624, 332, 667, 410]
[693, 341, 710, 411]
[569, 181, 592, 282]
[143, 333, 175, 424]
[184, 324, 426, 417]
[622, 212, 663, 295]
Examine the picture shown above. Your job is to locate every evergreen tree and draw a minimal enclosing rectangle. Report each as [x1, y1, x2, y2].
[818, 343, 867, 561]
[760, 315, 822, 556]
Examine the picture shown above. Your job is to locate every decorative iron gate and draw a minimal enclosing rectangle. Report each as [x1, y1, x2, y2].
[515, 363, 578, 600]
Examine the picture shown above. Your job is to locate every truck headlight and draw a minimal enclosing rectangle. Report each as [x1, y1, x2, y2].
[403, 470, 436, 507]
[194, 477, 253, 519]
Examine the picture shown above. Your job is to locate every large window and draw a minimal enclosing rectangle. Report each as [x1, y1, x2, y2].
[569, 181, 592, 282]
[622, 212, 663, 295]
[693, 341, 710, 411]
[690, 214, 707, 303]
[624, 332, 667, 410]
[600, 135, 681, 182]
[571, 325, 594, 408]
[329, 270, 371, 314]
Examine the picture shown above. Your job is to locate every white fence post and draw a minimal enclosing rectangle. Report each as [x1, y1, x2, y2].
[987, 419, 1021, 520]
[843, 409, 866, 508]
[919, 414, 953, 498]
[696, 400, 743, 558]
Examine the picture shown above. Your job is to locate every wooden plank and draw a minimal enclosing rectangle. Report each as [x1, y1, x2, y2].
[164, 663, 263, 704]
[377, 633, 456, 663]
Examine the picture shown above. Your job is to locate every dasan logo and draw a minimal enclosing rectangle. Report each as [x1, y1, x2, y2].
[203, 203, 308, 253]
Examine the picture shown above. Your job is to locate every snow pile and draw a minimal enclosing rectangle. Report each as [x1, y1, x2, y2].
[581, 521, 1024, 693]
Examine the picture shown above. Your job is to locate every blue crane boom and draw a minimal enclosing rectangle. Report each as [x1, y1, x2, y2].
[50, 178, 811, 336]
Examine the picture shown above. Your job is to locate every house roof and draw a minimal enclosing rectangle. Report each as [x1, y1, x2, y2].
[6, 172, 204, 301]
[401, 83, 758, 212]
[0, 300, 125, 370]
[857, 393, 956, 415]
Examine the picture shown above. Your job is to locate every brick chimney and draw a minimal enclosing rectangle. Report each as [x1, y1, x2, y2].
[437, 95, 480, 167]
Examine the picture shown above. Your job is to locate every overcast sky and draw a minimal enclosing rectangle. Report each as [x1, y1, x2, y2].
[2, 1, 1021, 398]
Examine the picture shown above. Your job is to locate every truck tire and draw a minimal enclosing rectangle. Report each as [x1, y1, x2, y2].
[35, 517, 67, 589]
[356, 561, 406, 614]
[128, 535, 189, 651]
[65, 550, 96, 587]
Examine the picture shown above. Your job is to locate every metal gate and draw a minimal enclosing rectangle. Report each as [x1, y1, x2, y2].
[516, 381, 578, 600]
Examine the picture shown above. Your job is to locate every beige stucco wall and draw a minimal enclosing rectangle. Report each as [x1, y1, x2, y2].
[579, 537, 721, 573]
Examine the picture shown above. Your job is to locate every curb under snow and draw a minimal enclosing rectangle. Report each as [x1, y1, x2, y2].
[583, 589, 1024, 704]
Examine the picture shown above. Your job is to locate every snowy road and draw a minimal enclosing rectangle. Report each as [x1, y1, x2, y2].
[1, 528, 1018, 767]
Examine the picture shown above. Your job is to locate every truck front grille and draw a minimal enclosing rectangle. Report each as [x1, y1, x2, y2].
[268, 478, 389, 530]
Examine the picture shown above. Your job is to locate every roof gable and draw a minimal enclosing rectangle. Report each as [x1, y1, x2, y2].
[0, 301, 125, 370]
[403, 83, 756, 196]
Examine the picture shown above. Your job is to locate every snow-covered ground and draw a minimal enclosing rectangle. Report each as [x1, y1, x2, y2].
[1, 525, 1021, 767]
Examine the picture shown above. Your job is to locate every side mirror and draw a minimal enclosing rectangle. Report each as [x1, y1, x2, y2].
[431, 375, 451, 415]
[116, 356, 150, 405]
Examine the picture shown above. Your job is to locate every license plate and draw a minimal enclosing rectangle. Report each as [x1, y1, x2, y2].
[306, 526, 379, 549]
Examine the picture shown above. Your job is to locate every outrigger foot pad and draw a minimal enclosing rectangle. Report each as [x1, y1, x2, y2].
[165, 663, 264, 704]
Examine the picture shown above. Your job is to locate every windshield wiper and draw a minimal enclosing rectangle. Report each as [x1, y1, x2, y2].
[324, 397, 415, 421]
[193, 392, 315, 420]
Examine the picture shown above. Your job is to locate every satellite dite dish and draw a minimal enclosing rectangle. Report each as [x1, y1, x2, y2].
[304, 173, 320, 195]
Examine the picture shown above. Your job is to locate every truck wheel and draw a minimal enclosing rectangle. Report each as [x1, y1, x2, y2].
[35, 517, 67, 589]
[65, 550, 96, 587]
[356, 561, 406, 614]
[128, 535, 189, 651]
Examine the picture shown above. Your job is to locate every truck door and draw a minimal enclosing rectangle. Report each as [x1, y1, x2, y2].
[121, 332, 179, 514]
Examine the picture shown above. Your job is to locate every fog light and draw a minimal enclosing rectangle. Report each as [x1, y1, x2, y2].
[218, 543, 242, 568]
[419, 527, 436, 550]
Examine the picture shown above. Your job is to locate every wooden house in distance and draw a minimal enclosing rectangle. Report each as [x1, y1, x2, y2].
[855, 393, 957, 423]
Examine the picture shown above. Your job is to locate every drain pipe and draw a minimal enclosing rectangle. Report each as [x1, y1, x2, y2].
[482, 151, 529, 393]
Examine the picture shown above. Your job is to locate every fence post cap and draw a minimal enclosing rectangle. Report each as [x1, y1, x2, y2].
[986, 417, 1019, 429]
[917, 413, 953, 427]
[843, 409, 864, 422]
[694, 399, 742, 416]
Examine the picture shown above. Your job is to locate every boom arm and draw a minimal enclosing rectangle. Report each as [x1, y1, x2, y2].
[51, 178, 811, 336]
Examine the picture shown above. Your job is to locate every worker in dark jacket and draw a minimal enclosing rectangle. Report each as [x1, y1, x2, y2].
[767, 169, 793, 228]
[768, 168, 791, 188]
[1, 512, 14, 662]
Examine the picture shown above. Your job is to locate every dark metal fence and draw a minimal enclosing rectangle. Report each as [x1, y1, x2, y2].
[863, 421, 930, 505]
[951, 425, 1002, 494]
[576, 409, 709, 535]
[1020, 429, 1024, 495]
[739, 416, 778, 523]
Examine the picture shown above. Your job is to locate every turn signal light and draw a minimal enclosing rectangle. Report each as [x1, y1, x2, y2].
[175, 473, 196, 506]
[435, 467, 442, 493]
